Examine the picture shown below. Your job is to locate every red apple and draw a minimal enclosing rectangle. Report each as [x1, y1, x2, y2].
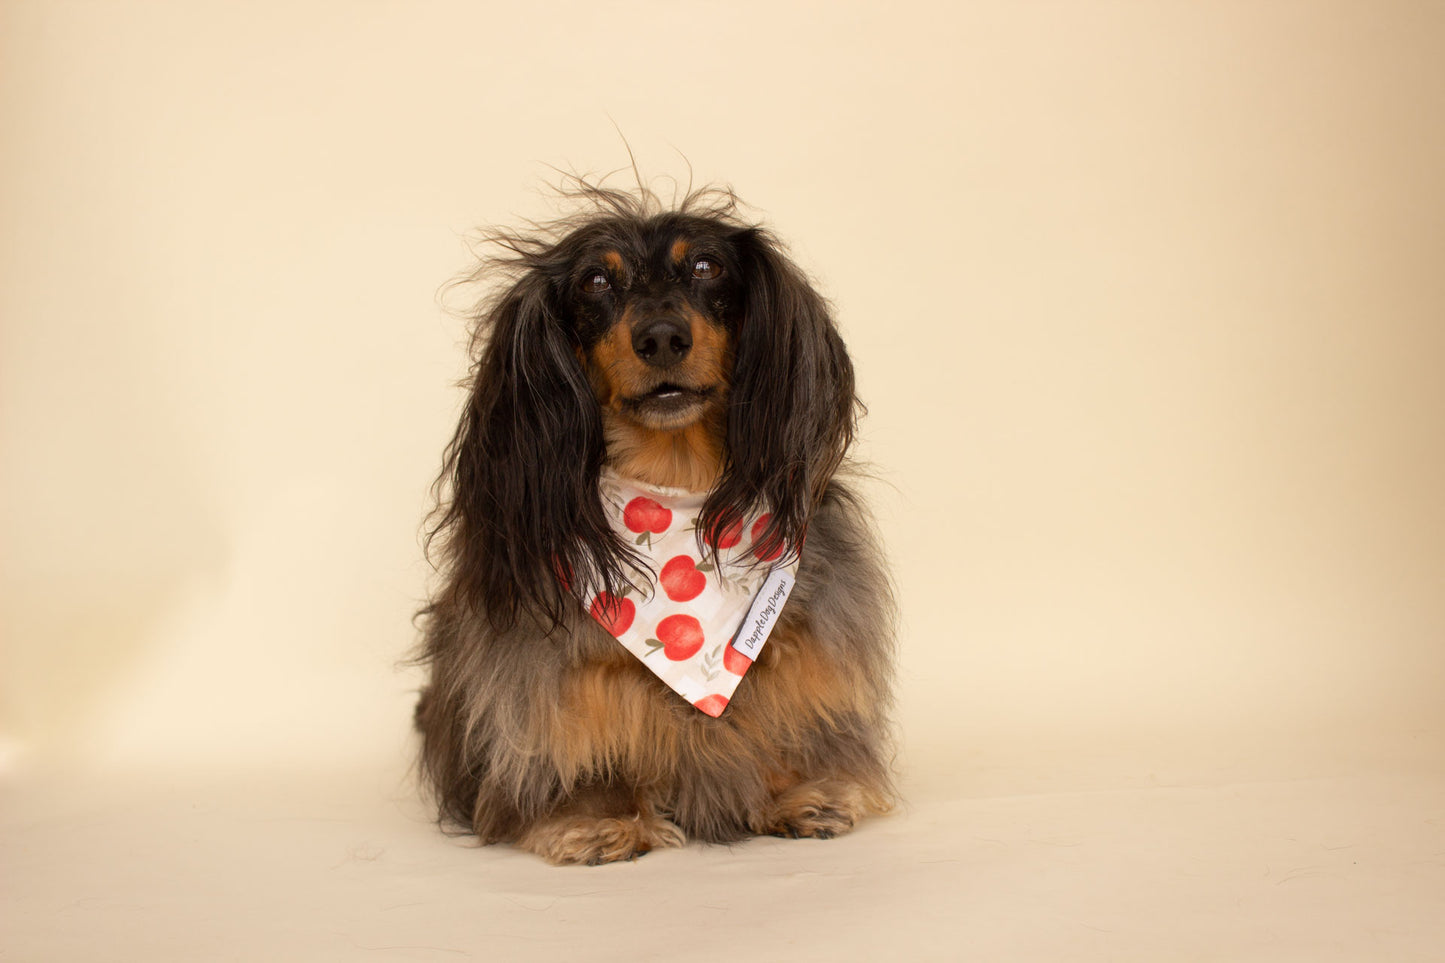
[705, 516, 744, 550]
[693, 694, 729, 717]
[589, 593, 635, 636]
[723, 645, 753, 675]
[660, 555, 707, 602]
[623, 497, 672, 534]
[655, 614, 705, 661]
[751, 513, 785, 562]
[551, 556, 573, 591]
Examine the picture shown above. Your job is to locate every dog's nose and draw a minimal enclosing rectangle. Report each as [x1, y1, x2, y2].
[631, 318, 693, 368]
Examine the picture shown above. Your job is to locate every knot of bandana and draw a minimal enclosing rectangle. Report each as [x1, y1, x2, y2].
[580, 471, 798, 717]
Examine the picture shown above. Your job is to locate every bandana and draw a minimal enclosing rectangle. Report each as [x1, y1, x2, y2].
[581, 471, 798, 717]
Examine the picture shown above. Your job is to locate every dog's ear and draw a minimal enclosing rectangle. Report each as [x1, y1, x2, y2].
[431, 272, 628, 630]
[704, 227, 858, 559]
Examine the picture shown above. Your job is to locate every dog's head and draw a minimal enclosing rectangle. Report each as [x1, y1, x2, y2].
[568, 215, 738, 438]
[430, 185, 857, 629]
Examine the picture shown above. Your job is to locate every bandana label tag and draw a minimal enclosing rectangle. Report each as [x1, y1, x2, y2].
[730, 567, 795, 660]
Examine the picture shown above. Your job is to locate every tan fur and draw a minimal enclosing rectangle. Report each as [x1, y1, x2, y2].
[553, 652, 684, 780]
[585, 302, 733, 490]
[602, 411, 727, 491]
[509, 607, 894, 862]
[588, 303, 731, 402]
[518, 814, 686, 865]
[752, 778, 889, 838]
[583, 321, 633, 409]
[515, 783, 686, 865]
[748, 620, 881, 726]
[416, 482, 896, 861]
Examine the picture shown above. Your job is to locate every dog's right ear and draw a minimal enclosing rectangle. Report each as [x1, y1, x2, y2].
[700, 226, 858, 564]
[428, 272, 629, 630]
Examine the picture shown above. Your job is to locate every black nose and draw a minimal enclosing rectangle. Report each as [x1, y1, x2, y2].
[631, 318, 693, 367]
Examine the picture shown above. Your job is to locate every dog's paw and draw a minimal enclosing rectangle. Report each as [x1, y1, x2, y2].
[757, 778, 890, 840]
[517, 813, 686, 866]
[771, 805, 854, 839]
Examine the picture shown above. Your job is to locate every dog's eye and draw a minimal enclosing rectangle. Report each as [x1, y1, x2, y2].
[691, 258, 721, 281]
[581, 271, 611, 294]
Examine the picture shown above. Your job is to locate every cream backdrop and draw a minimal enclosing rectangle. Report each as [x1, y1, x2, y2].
[3, 2, 1443, 960]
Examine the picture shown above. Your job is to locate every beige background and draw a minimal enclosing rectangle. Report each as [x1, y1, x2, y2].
[3, 1, 1443, 959]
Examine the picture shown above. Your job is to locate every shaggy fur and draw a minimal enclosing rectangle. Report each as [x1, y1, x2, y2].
[414, 182, 895, 865]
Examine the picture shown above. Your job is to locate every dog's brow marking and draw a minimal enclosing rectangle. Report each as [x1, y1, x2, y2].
[603, 251, 624, 273]
[669, 238, 690, 265]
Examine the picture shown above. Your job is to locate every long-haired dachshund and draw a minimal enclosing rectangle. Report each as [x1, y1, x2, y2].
[414, 182, 895, 865]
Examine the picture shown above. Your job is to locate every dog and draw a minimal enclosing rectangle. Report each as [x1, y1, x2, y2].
[413, 181, 895, 865]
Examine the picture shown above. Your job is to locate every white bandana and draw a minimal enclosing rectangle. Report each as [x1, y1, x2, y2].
[581, 471, 798, 717]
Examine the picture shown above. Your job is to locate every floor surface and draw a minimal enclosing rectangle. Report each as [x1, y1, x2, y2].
[5, 735, 1442, 962]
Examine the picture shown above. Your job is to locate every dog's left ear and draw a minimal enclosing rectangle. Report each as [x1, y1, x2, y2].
[703, 226, 858, 557]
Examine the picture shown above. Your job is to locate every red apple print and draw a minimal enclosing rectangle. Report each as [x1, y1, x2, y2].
[693, 694, 729, 717]
[655, 614, 705, 661]
[660, 555, 707, 602]
[751, 514, 785, 562]
[589, 593, 635, 636]
[723, 645, 753, 675]
[551, 556, 573, 591]
[705, 516, 744, 550]
[623, 497, 672, 534]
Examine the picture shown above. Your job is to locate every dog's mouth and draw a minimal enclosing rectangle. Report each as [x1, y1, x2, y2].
[621, 382, 716, 428]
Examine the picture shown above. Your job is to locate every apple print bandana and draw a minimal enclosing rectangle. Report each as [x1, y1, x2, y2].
[582, 471, 798, 717]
